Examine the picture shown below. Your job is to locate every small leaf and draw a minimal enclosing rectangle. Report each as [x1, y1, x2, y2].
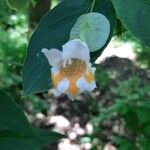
[70, 12, 110, 52]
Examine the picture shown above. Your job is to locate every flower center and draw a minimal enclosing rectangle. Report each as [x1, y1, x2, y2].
[60, 58, 87, 79]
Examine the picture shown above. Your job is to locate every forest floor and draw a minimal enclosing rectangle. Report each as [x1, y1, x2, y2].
[24, 40, 150, 150]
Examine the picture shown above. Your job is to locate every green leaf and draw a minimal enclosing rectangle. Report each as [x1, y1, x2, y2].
[140, 138, 150, 150]
[111, 0, 150, 47]
[6, 0, 28, 10]
[0, 130, 63, 150]
[70, 12, 110, 52]
[143, 124, 150, 138]
[115, 136, 138, 150]
[122, 106, 140, 133]
[90, 0, 117, 62]
[23, 0, 116, 94]
[135, 106, 150, 125]
[34, 128, 64, 143]
[0, 89, 33, 135]
[0, 90, 64, 150]
[113, 101, 130, 115]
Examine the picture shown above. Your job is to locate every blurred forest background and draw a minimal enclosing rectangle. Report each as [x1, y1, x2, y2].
[0, 0, 150, 149]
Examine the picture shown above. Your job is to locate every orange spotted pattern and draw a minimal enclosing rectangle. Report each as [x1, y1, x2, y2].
[51, 59, 95, 95]
[85, 69, 95, 83]
[51, 73, 64, 87]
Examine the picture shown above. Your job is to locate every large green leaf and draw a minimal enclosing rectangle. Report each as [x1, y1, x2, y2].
[0, 90, 64, 150]
[111, 0, 150, 47]
[0, 89, 33, 135]
[0, 128, 64, 150]
[23, 0, 116, 94]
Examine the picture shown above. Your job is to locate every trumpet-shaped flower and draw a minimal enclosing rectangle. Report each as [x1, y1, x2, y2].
[42, 39, 96, 99]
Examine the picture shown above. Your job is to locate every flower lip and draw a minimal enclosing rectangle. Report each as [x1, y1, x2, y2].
[42, 39, 90, 67]
[62, 39, 90, 63]
[41, 39, 96, 99]
[41, 48, 62, 67]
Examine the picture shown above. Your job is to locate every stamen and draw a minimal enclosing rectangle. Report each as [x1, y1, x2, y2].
[63, 60, 67, 68]
[68, 58, 73, 65]
[60, 59, 87, 79]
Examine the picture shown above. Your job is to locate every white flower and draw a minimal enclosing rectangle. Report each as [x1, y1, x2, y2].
[42, 39, 96, 99]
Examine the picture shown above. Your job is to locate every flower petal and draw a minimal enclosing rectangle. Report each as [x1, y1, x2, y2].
[91, 67, 96, 74]
[57, 78, 69, 93]
[51, 66, 60, 74]
[76, 76, 96, 92]
[62, 39, 90, 62]
[42, 48, 62, 67]
[76, 76, 89, 92]
[85, 69, 95, 83]
[51, 89, 61, 96]
[87, 82, 97, 92]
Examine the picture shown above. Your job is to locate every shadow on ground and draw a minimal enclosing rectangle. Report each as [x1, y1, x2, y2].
[24, 56, 150, 150]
